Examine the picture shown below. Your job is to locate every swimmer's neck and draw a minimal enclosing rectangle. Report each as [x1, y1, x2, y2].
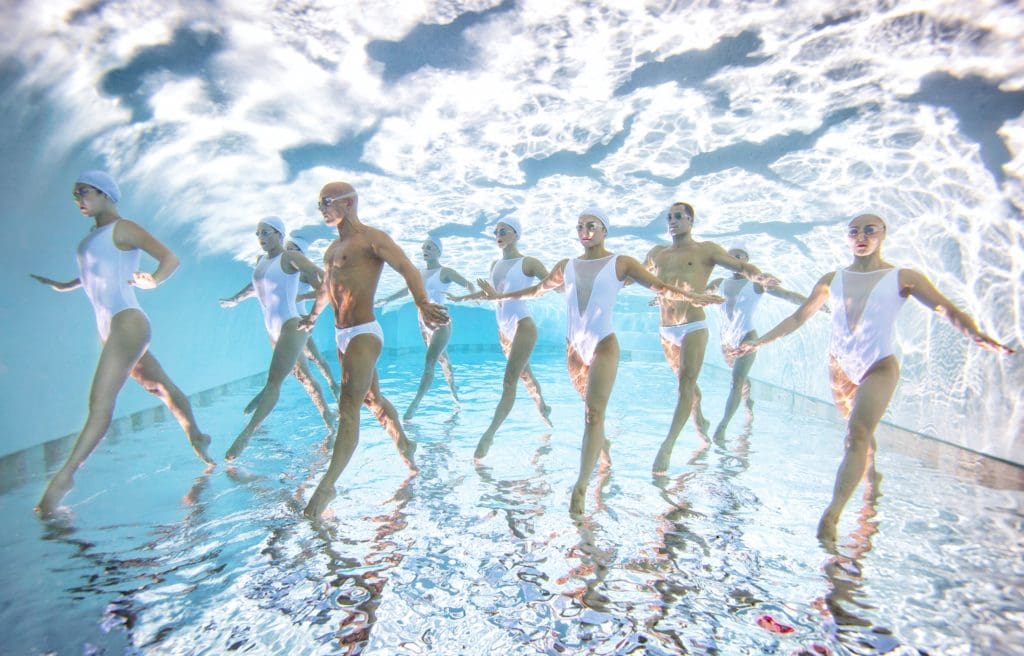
[263, 244, 285, 258]
[92, 209, 121, 228]
[500, 244, 522, 259]
[422, 257, 441, 269]
[335, 214, 364, 238]
[579, 244, 612, 259]
[670, 232, 696, 247]
[847, 252, 889, 272]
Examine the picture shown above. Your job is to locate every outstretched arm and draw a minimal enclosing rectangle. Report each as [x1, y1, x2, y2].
[766, 285, 808, 306]
[30, 274, 81, 292]
[620, 256, 724, 306]
[374, 234, 449, 328]
[709, 244, 780, 287]
[902, 269, 1014, 354]
[477, 259, 567, 301]
[115, 219, 179, 289]
[735, 272, 833, 356]
[220, 281, 256, 308]
[443, 267, 476, 293]
[376, 286, 410, 307]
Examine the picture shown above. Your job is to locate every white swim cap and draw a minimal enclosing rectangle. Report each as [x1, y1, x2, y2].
[75, 170, 121, 204]
[497, 217, 521, 236]
[579, 207, 610, 230]
[426, 236, 443, 256]
[259, 216, 286, 237]
[287, 235, 310, 254]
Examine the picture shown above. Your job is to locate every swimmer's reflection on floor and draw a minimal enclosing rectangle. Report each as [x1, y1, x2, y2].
[561, 517, 614, 614]
[38, 471, 218, 650]
[813, 495, 904, 655]
[474, 433, 552, 540]
[644, 424, 780, 649]
[307, 475, 415, 654]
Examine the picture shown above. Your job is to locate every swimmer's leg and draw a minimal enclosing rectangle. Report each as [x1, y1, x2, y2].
[37, 310, 149, 516]
[713, 335, 757, 442]
[305, 334, 392, 518]
[305, 337, 340, 398]
[226, 319, 307, 460]
[292, 355, 335, 432]
[570, 336, 618, 516]
[131, 351, 214, 465]
[817, 357, 899, 545]
[365, 369, 417, 472]
[653, 328, 708, 474]
[404, 323, 452, 421]
[477, 319, 539, 458]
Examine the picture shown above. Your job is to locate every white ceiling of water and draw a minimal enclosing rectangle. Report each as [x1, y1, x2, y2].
[2, 0, 1022, 301]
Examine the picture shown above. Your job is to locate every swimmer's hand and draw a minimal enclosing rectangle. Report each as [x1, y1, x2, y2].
[684, 291, 725, 307]
[732, 340, 760, 359]
[30, 274, 80, 292]
[973, 333, 1015, 355]
[752, 272, 781, 288]
[220, 298, 239, 309]
[130, 272, 159, 289]
[298, 314, 319, 332]
[475, 280, 501, 300]
[417, 301, 450, 329]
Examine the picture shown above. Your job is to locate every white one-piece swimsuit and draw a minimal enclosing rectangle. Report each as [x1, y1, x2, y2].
[828, 267, 906, 383]
[490, 257, 533, 341]
[76, 220, 145, 341]
[253, 253, 300, 341]
[718, 278, 764, 349]
[563, 255, 623, 366]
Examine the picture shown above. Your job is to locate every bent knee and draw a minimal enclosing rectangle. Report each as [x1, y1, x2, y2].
[846, 422, 875, 448]
[583, 405, 605, 425]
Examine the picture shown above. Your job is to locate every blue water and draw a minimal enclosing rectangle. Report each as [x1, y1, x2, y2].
[2, 345, 1021, 655]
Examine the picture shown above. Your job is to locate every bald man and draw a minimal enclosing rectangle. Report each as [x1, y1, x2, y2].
[645, 201, 780, 475]
[299, 182, 449, 518]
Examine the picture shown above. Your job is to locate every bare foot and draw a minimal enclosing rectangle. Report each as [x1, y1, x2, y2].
[403, 403, 417, 422]
[539, 402, 553, 428]
[224, 433, 251, 461]
[696, 416, 711, 437]
[652, 447, 672, 475]
[36, 470, 74, 517]
[569, 486, 586, 516]
[865, 471, 884, 502]
[189, 433, 216, 466]
[816, 511, 839, 545]
[712, 425, 726, 443]
[400, 438, 418, 473]
[474, 435, 493, 460]
[303, 484, 337, 519]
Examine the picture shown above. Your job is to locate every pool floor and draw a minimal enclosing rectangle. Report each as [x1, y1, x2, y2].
[1, 349, 1022, 655]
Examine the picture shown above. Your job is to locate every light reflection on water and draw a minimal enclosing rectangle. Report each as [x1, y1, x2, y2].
[2, 351, 1022, 654]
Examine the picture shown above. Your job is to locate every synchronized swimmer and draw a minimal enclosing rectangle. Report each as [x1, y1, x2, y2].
[30, 172, 1016, 540]
[32, 171, 214, 516]
[377, 236, 474, 420]
[734, 213, 1014, 543]
[705, 246, 814, 440]
[449, 217, 553, 458]
[299, 182, 441, 518]
[644, 202, 780, 474]
[477, 208, 722, 515]
[220, 217, 335, 461]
